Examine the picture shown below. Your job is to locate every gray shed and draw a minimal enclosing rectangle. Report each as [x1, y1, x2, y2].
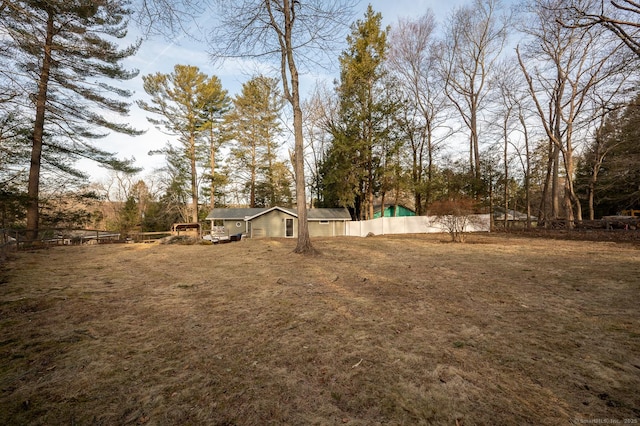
[205, 207, 351, 239]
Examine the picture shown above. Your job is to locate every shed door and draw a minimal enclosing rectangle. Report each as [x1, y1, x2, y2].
[285, 218, 294, 237]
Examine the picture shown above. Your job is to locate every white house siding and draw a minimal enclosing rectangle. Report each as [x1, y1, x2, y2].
[221, 220, 246, 237]
[250, 210, 297, 238]
[308, 221, 347, 237]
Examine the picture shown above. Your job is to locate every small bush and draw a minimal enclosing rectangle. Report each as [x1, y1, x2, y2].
[429, 198, 480, 243]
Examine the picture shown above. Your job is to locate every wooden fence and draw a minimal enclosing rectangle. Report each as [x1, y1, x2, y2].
[0, 228, 125, 251]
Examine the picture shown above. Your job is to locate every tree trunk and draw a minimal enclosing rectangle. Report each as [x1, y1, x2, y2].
[520, 113, 532, 229]
[250, 142, 256, 208]
[488, 164, 494, 231]
[503, 119, 509, 230]
[426, 129, 433, 211]
[280, 0, 314, 254]
[471, 107, 481, 182]
[564, 133, 582, 225]
[210, 122, 216, 210]
[551, 143, 560, 219]
[564, 159, 582, 225]
[266, 127, 274, 207]
[26, 11, 55, 241]
[190, 137, 199, 223]
[536, 138, 554, 226]
[588, 166, 600, 221]
[292, 101, 314, 253]
[587, 142, 603, 221]
[563, 179, 574, 227]
[367, 167, 374, 220]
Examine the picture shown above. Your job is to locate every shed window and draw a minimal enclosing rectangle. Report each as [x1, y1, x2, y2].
[319, 220, 329, 224]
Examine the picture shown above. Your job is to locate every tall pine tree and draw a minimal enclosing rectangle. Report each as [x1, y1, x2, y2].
[321, 5, 397, 220]
[0, 1, 141, 238]
[138, 65, 230, 222]
[226, 75, 286, 208]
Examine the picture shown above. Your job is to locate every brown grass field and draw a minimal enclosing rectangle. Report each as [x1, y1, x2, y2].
[1, 233, 639, 425]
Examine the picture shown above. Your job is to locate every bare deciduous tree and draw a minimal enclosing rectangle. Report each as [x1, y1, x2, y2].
[438, 0, 510, 186]
[207, 0, 356, 254]
[429, 198, 483, 243]
[388, 10, 453, 215]
[517, 0, 635, 226]
[133, 0, 209, 39]
[302, 83, 335, 207]
[581, 85, 635, 220]
[491, 60, 519, 230]
[559, 0, 640, 57]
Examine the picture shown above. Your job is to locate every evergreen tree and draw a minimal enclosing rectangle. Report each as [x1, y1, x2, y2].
[153, 143, 192, 223]
[201, 85, 232, 209]
[0, 113, 31, 228]
[254, 161, 294, 208]
[138, 65, 230, 223]
[118, 195, 139, 236]
[321, 5, 398, 220]
[0, 0, 142, 238]
[226, 75, 286, 207]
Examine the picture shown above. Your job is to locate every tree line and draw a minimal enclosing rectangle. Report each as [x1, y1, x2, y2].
[1, 0, 638, 243]
[311, 1, 639, 226]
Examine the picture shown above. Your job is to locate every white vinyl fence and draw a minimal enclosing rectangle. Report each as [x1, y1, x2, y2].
[345, 214, 491, 237]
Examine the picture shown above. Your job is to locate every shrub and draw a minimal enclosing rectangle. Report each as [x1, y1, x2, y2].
[429, 198, 480, 243]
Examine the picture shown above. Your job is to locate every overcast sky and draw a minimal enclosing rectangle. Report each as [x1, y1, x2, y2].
[85, 0, 480, 183]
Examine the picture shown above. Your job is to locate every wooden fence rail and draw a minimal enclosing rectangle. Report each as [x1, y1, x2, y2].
[0, 227, 202, 253]
[1, 228, 123, 250]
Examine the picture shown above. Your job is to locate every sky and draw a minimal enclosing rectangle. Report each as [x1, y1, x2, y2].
[83, 0, 472, 183]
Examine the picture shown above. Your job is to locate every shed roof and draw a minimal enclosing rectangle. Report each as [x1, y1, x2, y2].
[206, 207, 351, 221]
[206, 208, 266, 220]
[307, 208, 352, 221]
[245, 206, 297, 221]
[373, 203, 415, 212]
[493, 207, 537, 221]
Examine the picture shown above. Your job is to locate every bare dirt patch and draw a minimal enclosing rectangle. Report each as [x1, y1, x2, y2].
[1, 234, 639, 425]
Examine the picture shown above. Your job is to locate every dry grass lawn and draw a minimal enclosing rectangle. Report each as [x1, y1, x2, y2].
[1, 234, 639, 425]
